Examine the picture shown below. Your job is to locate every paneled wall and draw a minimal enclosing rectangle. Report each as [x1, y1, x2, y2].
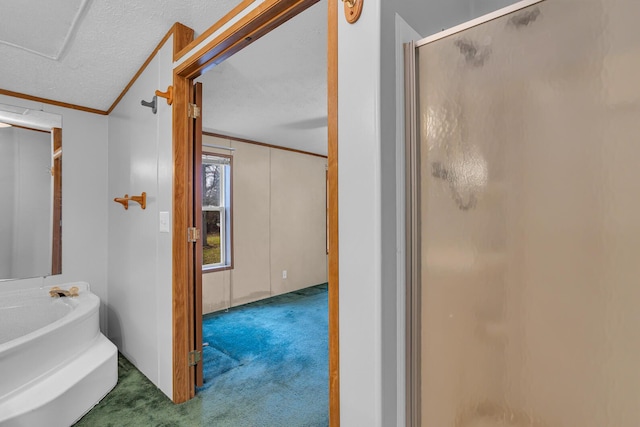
[106, 36, 174, 398]
[227, 141, 272, 306]
[202, 134, 327, 314]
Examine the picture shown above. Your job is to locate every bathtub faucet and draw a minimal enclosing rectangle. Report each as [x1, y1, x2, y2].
[49, 286, 79, 298]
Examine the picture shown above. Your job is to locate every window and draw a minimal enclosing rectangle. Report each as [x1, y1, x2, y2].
[202, 153, 232, 269]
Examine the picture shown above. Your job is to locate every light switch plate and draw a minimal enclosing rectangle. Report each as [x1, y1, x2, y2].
[159, 211, 170, 233]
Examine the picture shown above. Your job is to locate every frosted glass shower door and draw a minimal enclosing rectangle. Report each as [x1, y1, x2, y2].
[414, 0, 640, 426]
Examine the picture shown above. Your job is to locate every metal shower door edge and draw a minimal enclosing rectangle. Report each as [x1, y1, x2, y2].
[415, 0, 545, 47]
[403, 39, 421, 427]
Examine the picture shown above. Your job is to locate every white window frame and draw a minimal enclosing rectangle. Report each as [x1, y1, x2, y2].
[202, 153, 231, 270]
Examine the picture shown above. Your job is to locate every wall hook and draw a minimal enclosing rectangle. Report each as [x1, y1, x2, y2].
[114, 192, 147, 210]
[141, 96, 157, 114]
[155, 86, 173, 105]
[342, 0, 363, 23]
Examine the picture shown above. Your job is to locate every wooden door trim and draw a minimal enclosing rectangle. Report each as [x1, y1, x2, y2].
[0, 88, 108, 115]
[174, 0, 257, 62]
[52, 127, 63, 275]
[172, 73, 192, 403]
[175, 0, 320, 80]
[171, 24, 197, 404]
[193, 82, 204, 388]
[327, 0, 339, 423]
[172, 3, 340, 425]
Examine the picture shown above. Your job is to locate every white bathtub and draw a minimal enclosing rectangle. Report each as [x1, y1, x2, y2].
[0, 282, 117, 427]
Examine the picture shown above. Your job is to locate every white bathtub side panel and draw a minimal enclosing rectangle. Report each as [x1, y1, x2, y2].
[0, 334, 117, 427]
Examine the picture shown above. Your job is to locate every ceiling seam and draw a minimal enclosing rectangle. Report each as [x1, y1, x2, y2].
[0, 0, 91, 61]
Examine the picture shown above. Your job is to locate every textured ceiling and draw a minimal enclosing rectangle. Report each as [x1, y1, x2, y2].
[0, 0, 327, 154]
[198, 1, 327, 155]
[0, 0, 256, 110]
[0, 0, 89, 59]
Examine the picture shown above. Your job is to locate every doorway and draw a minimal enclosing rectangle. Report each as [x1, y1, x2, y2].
[195, 0, 328, 313]
[192, 7, 329, 415]
[171, 0, 339, 423]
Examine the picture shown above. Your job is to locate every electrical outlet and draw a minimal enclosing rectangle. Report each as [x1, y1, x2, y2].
[282, 270, 287, 279]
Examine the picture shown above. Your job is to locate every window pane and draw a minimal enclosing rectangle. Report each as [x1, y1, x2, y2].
[203, 163, 222, 207]
[203, 210, 221, 265]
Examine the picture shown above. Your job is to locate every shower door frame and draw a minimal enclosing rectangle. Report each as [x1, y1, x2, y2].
[404, 0, 545, 424]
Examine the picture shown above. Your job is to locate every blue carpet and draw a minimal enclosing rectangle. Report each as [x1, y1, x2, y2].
[197, 283, 329, 426]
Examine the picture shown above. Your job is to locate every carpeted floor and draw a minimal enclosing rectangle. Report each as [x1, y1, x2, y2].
[74, 283, 328, 427]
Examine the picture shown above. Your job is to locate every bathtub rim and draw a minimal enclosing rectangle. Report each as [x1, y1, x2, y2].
[0, 282, 96, 353]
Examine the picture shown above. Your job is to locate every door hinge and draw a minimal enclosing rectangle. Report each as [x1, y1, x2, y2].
[187, 227, 200, 243]
[188, 103, 200, 119]
[188, 350, 201, 366]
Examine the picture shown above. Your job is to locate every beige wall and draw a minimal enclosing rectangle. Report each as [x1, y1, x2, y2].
[227, 139, 272, 306]
[202, 134, 327, 314]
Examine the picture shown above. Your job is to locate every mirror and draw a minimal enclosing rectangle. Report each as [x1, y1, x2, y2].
[0, 103, 62, 281]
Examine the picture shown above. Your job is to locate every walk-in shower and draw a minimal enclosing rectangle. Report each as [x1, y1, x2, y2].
[406, 0, 640, 425]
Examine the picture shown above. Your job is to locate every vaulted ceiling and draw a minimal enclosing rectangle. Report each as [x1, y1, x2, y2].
[0, 0, 327, 154]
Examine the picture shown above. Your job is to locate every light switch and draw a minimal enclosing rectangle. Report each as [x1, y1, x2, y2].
[159, 211, 170, 233]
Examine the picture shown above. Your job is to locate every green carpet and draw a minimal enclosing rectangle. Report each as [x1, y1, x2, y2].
[74, 284, 328, 427]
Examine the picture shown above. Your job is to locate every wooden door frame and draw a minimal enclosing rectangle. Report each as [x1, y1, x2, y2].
[52, 127, 63, 275]
[192, 82, 204, 388]
[171, 0, 340, 424]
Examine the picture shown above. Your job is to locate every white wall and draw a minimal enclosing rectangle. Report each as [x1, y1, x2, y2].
[0, 94, 109, 330]
[1, 36, 173, 400]
[338, 0, 520, 424]
[202, 135, 328, 314]
[107, 36, 174, 398]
